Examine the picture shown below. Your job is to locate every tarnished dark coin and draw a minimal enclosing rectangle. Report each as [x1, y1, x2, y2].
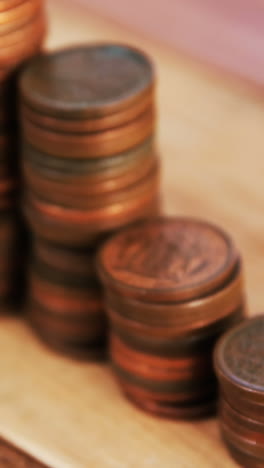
[98, 217, 239, 302]
[125, 393, 216, 420]
[215, 315, 264, 405]
[20, 45, 155, 118]
[22, 109, 154, 158]
[22, 138, 154, 177]
[21, 90, 154, 133]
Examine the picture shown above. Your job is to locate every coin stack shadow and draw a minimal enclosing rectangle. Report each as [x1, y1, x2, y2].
[0, 0, 45, 305]
[98, 217, 247, 419]
[19, 45, 160, 359]
[215, 316, 264, 467]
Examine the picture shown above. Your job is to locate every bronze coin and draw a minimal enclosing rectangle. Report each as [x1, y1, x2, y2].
[30, 278, 102, 313]
[214, 315, 264, 406]
[104, 263, 244, 327]
[28, 304, 106, 341]
[221, 421, 264, 459]
[23, 153, 158, 201]
[20, 45, 155, 118]
[34, 240, 96, 277]
[97, 217, 239, 302]
[22, 109, 154, 158]
[0, 12, 45, 48]
[125, 393, 216, 420]
[113, 370, 216, 403]
[223, 437, 264, 468]
[0, 1, 24, 12]
[23, 192, 160, 245]
[28, 162, 159, 210]
[0, 0, 44, 35]
[111, 334, 213, 382]
[223, 391, 264, 424]
[29, 321, 106, 361]
[22, 137, 154, 178]
[110, 307, 244, 356]
[21, 91, 154, 133]
[220, 398, 264, 438]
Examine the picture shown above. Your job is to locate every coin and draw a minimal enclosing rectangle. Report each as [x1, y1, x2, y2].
[22, 108, 154, 158]
[214, 315, 264, 406]
[23, 156, 159, 207]
[104, 264, 244, 327]
[20, 45, 155, 118]
[21, 90, 154, 133]
[98, 217, 239, 302]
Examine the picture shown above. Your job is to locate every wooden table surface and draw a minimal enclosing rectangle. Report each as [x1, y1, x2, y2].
[1, 1, 263, 466]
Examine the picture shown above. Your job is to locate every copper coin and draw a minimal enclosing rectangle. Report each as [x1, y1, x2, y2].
[21, 91, 154, 133]
[125, 393, 216, 420]
[104, 264, 244, 327]
[109, 308, 244, 356]
[0, 1, 24, 12]
[29, 321, 106, 361]
[22, 137, 154, 178]
[23, 153, 158, 201]
[25, 187, 159, 226]
[23, 155, 158, 205]
[97, 217, 239, 302]
[28, 163, 159, 210]
[0, 12, 45, 47]
[20, 45, 155, 119]
[223, 437, 264, 468]
[111, 334, 212, 381]
[0, 0, 43, 34]
[221, 421, 264, 459]
[223, 391, 264, 424]
[220, 398, 264, 438]
[34, 240, 96, 277]
[113, 370, 216, 403]
[28, 303, 106, 341]
[24, 195, 160, 245]
[0, 29, 45, 68]
[214, 315, 264, 406]
[22, 109, 154, 158]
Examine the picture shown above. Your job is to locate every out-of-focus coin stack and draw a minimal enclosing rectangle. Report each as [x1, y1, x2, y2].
[19, 45, 160, 358]
[215, 316, 264, 468]
[0, 0, 45, 304]
[98, 217, 247, 419]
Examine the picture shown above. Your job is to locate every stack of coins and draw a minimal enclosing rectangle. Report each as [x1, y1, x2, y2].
[19, 45, 160, 357]
[0, 0, 45, 303]
[97, 217, 246, 419]
[215, 316, 264, 467]
[28, 239, 106, 359]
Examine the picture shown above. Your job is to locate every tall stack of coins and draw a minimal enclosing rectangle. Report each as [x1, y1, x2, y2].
[98, 217, 246, 419]
[0, 0, 45, 303]
[19, 45, 160, 357]
[215, 316, 264, 467]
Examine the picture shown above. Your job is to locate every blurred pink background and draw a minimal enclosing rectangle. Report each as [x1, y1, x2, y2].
[76, 0, 264, 87]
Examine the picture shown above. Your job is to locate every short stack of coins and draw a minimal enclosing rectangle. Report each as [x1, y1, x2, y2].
[19, 45, 160, 358]
[98, 217, 246, 419]
[215, 316, 264, 467]
[0, 0, 45, 303]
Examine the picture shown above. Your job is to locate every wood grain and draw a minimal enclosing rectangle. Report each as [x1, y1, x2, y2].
[0, 0, 263, 466]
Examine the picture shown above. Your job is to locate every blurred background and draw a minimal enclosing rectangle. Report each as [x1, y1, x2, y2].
[75, 0, 264, 87]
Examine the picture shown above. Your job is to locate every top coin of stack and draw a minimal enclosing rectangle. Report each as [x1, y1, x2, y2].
[20, 45, 160, 245]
